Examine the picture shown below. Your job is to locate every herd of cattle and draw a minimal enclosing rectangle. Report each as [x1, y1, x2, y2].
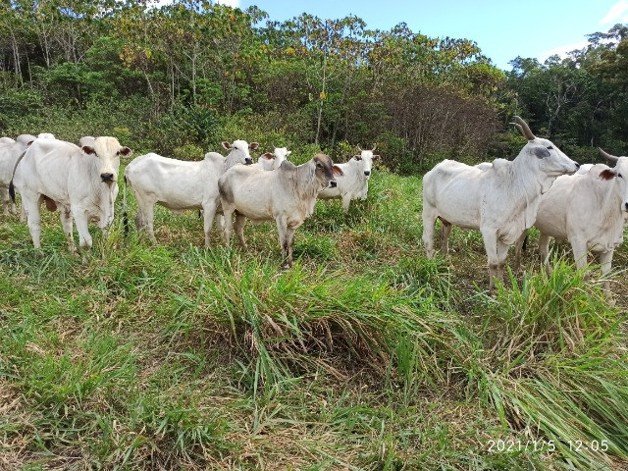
[0, 116, 626, 290]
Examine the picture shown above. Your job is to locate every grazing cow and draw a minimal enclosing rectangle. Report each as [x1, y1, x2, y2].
[422, 116, 580, 289]
[318, 145, 379, 213]
[0, 134, 37, 215]
[514, 148, 627, 290]
[219, 153, 343, 268]
[124, 140, 257, 246]
[253, 147, 291, 171]
[11, 137, 132, 250]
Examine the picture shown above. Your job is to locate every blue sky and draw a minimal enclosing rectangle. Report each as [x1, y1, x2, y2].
[216, 0, 628, 69]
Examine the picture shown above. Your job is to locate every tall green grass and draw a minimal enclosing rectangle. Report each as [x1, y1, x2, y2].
[0, 170, 626, 469]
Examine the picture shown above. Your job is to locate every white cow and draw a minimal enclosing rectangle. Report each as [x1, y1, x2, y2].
[422, 116, 580, 289]
[0, 134, 37, 215]
[515, 148, 628, 290]
[253, 147, 291, 171]
[124, 140, 257, 246]
[318, 145, 379, 212]
[0, 137, 16, 145]
[219, 153, 343, 268]
[11, 137, 132, 250]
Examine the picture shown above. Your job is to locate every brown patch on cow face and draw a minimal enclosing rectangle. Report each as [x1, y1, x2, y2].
[42, 195, 57, 212]
[117, 146, 132, 157]
[261, 152, 275, 160]
[600, 169, 616, 180]
[82, 145, 96, 156]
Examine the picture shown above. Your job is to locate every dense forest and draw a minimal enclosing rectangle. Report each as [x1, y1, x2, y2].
[1, 1, 626, 170]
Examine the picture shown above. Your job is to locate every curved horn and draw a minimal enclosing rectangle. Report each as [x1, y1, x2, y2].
[512, 116, 536, 140]
[357, 144, 363, 152]
[371, 143, 377, 151]
[598, 147, 618, 163]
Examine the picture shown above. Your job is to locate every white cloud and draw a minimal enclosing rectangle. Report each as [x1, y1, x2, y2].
[538, 40, 589, 62]
[599, 0, 628, 25]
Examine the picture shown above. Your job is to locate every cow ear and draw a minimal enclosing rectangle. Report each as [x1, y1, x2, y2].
[82, 145, 96, 155]
[332, 165, 344, 176]
[221, 141, 232, 150]
[373, 154, 380, 160]
[354, 155, 362, 161]
[533, 147, 551, 159]
[285, 151, 292, 157]
[117, 147, 132, 158]
[261, 152, 275, 160]
[600, 169, 616, 180]
[249, 142, 259, 150]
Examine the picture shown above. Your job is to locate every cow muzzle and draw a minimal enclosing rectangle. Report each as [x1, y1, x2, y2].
[364, 171, 371, 176]
[101, 173, 115, 183]
[624, 202, 628, 212]
[329, 180, 337, 188]
[245, 158, 253, 165]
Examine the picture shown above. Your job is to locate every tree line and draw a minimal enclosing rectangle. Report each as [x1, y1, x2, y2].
[1, 0, 626, 171]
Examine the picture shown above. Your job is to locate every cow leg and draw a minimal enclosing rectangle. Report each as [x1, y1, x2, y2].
[203, 201, 218, 248]
[73, 208, 93, 249]
[538, 233, 552, 273]
[234, 213, 247, 248]
[481, 229, 501, 291]
[59, 206, 76, 253]
[421, 205, 438, 258]
[1, 188, 9, 215]
[284, 226, 296, 267]
[341, 194, 352, 213]
[569, 238, 588, 271]
[440, 220, 452, 255]
[513, 231, 527, 269]
[22, 195, 42, 249]
[276, 216, 292, 268]
[597, 249, 613, 293]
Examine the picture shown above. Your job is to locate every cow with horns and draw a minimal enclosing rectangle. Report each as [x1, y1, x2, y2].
[422, 116, 580, 290]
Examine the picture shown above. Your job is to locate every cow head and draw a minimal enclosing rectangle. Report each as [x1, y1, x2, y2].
[37, 133, 55, 140]
[222, 139, 257, 166]
[81, 137, 132, 186]
[512, 116, 579, 177]
[313, 153, 343, 189]
[258, 147, 291, 171]
[599, 149, 628, 213]
[273, 147, 291, 169]
[354, 144, 379, 178]
[16, 134, 37, 147]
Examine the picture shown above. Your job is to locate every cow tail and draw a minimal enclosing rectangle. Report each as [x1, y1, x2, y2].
[8, 148, 28, 203]
[122, 175, 129, 238]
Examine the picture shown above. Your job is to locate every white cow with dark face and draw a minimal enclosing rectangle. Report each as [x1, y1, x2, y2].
[318, 145, 379, 213]
[515, 148, 628, 290]
[11, 137, 132, 250]
[422, 116, 580, 289]
[124, 140, 257, 246]
[219, 153, 342, 268]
